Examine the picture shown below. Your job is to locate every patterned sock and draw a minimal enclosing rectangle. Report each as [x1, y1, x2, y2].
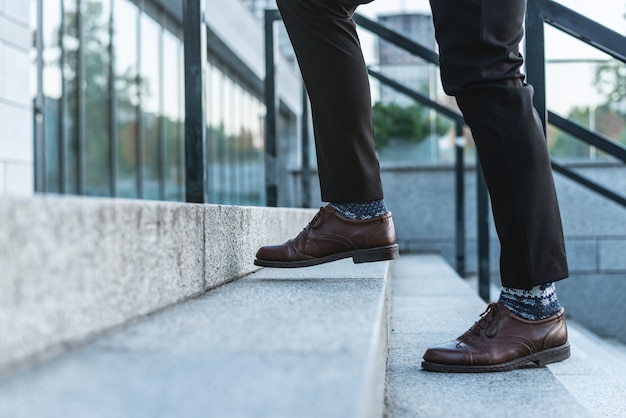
[331, 199, 389, 220]
[498, 283, 561, 320]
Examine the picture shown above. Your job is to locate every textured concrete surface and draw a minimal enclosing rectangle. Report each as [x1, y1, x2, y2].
[548, 322, 626, 417]
[0, 196, 315, 375]
[0, 197, 205, 374]
[204, 205, 315, 289]
[385, 255, 591, 418]
[556, 273, 626, 343]
[0, 259, 391, 418]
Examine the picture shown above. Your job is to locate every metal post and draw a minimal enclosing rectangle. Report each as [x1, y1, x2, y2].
[301, 83, 311, 208]
[264, 10, 279, 207]
[77, 0, 85, 195]
[477, 159, 490, 302]
[525, 0, 548, 134]
[183, 0, 207, 203]
[158, 23, 166, 201]
[136, 10, 144, 198]
[109, 0, 117, 197]
[34, 0, 45, 193]
[454, 122, 466, 276]
[59, 0, 67, 194]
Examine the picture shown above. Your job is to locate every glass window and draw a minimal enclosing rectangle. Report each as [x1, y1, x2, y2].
[83, 0, 112, 196]
[545, 25, 626, 161]
[63, 0, 80, 194]
[32, 0, 265, 204]
[113, 0, 139, 198]
[40, 0, 64, 193]
[206, 61, 220, 203]
[140, 12, 162, 200]
[163, 28, 184, 201]
[212, 67, 226, 203]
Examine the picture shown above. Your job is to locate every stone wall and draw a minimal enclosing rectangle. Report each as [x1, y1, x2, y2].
[0, 196, 315, 374]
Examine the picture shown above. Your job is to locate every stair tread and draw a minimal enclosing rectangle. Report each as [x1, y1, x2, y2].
[385, 254, 612, 418]
[0, 260, 390, 418]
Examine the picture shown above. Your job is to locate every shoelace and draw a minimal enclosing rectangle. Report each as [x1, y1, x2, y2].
[460, 303, 501, 341]
[304, 206, 329, 231]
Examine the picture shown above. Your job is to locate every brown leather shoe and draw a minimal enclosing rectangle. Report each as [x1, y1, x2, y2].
[422, 302, 570, 373]
[254, 205, 399, 268]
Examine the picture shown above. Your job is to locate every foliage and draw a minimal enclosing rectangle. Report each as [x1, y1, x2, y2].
[594, 61, 626, 105]
[549, 104, 626, 159]
[371, 101, 451, 149]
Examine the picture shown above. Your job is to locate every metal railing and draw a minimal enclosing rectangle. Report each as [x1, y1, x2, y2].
[262, 11, 489, 295]
[183, 0, 208, 203]
[350, 12, 489, 298]
[180, 1, 626, 300]
[526, 0, 626, 209]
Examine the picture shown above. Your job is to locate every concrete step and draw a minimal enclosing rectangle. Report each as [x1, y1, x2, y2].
[385, 254, 626, 417]
[0, 259, 391, 418]
[547, 320, 626, 416]
[0, 197, 316, 375]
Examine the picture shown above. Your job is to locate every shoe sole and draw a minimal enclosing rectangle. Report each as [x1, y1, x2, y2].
[421, 342, 571, 373]
[253, 244, 399, 268]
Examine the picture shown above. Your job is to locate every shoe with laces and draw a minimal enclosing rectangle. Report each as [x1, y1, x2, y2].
[254, 205, 399, 268]
[422, 302, 570, 373]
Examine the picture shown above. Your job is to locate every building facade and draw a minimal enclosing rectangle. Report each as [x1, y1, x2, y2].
[0, 2, 32, 196]
[1, 0, 302, 206]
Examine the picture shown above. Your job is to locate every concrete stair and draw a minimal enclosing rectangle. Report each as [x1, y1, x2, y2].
[0, 259, 391, 418]
[386, 254, 626, 418]
[2, 197, 625, 417]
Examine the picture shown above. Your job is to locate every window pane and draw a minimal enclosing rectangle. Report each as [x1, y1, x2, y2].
[83, 0, 112, 196]
[41, 0, 63, 193]
[63, 0, 80, 194]
[140, 12, 162, 200]
[206, 61, 220, 203]
[163, 29, 184, 201]
[113, 0, 139, 198]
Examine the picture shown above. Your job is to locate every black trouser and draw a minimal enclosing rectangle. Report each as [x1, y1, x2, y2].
[276, 0, 568, 289]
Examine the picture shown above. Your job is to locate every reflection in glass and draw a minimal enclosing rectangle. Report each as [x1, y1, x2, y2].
[32, 0, 267, 205]
[545, 25, 626, 161]
[40, 0, 63, 192]
[140, 13, 161, 200]
[63, 0, 80, 194]
[163, 29, 184, 201]
[206, 61, 220, 203]
[113, 0, 139, 198]
[83, 0, 112, 196]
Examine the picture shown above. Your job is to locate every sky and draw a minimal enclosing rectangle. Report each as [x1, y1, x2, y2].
[354, 0, 626, 113]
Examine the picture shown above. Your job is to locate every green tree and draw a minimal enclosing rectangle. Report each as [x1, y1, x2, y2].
[371, 101, 450, 149]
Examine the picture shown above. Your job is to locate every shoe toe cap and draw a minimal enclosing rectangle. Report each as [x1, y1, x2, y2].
[423, 341, 473, 366]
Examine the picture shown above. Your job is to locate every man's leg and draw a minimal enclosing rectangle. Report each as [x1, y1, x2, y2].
[422, 0, 570, 372]
[254, 0, 398, 268]
[276, 0, 382, 203]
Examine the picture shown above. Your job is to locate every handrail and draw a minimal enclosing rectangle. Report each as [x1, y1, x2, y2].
[355, 4, 626, 297]
[352, 13, 439, 65]
[263, 4, 626, 301]
[353, 12, 488, 298]
[366, 69, 463, 123]
[542, 0, 626, 62]
[525, 0, 626, 209]
[551, 162, 626, 207]
[367, 68, 468, 277]
[548, 112, 626, 164]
